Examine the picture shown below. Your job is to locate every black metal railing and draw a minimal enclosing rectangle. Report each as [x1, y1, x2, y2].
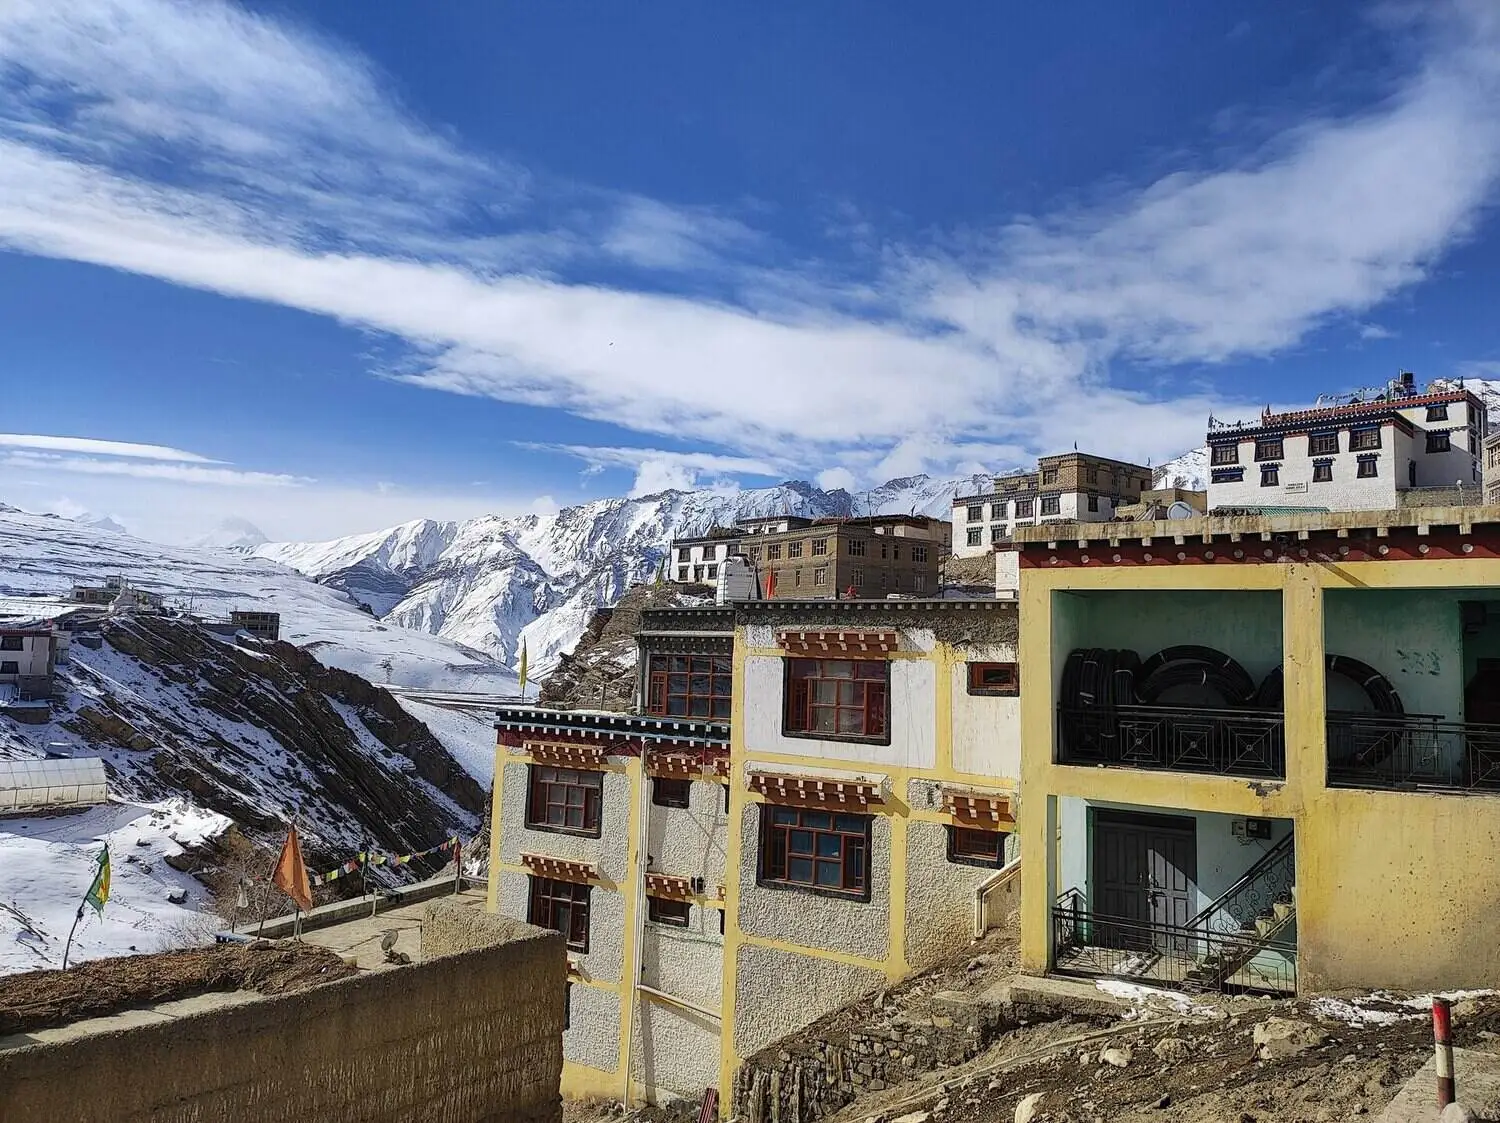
[1053, 890, 1295, 995]
[1057, 703, 1286, 779]
[1327, 712, 1500, 793]
[1185, 834, 1294, 938]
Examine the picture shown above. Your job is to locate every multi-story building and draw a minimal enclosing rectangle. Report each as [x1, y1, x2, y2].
[1013, 503, 1500, 998]
[229, 610, 281, 642]
[669, 531, 746, 585]
[486, 595, 1021, 1110]
[1485, 430, 1500, 505]
[0, 623, 61, 701]
[951, 453, 1153, 559]
[1207, 376, 1487, 514]
[737, 515, 949, 599]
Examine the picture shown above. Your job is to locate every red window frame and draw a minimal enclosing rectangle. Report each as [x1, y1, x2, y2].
[526, 765, 603, 837]
[647, 896, 691, 926]
[759, 806, 871, 898]
[947, 826, 1006, 868]
[528, 876, 591, 951]
[783, 658, 889, 742]
[646, 654, 732, 719]
[967, 662, 1019, 696]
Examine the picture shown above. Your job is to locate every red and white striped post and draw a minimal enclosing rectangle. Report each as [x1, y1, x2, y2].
[1434, 996, 1456, 1109]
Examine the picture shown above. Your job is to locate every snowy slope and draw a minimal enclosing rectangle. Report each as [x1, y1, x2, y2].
[1154, 448, 1210, 491]
[256, 473, 995, 673]
[0, 506, 515, 692]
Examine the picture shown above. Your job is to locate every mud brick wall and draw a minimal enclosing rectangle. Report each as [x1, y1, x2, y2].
[1, 906, 565, 1123]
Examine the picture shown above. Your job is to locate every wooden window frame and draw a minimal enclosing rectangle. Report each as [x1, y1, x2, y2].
[652, 776, 692, 809]
[1015, 499, 1035, 518]
[1260, 464, 1280, 487]
[966, 505, 983, 522]
[782, 657, 890, 744]
[946, 826, 1006, 869]
[966, 528, 982, 546]
[1040, 496, 1061, 516]
[1428, 404, 1450, 421]
[851, 566, 864, 586]
[0, 661, 18, 676]
[912, 545, 929, 563]
[757, 805, 872, 900]
[1350, 428, 1382, 451]
[528, 875, 591, 951]
[1309, 433, 1339, 456]
[1427, 431, 1452, 454]
[1210, 444, 1239, 466]
[1357, 457, 1379, 478]
[1254, 437, 1284, 461]
[967, 661, 1019, 696]
[1312, 460, 1333, 483]
[1041, 468, 1059, 485]
[811, 538, 829, 556]
[525, 765, 603, 838]
[646, 654, 732, 720]
[767, 544, 782, 560]
[647, 896, 691, 927]
[1087, 494, 1099, 512]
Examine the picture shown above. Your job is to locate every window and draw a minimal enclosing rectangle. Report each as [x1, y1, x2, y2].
[1087, 495, 1099, 513]
[647, 896, 691, 927]
[1308, 433, 1339, 456]
[1427, 431, 1452, 453]
[1261, 464, 1280, 487]
[1357, 457, 1378, 478]
[1040, 496, 1060, 516]
[784, 658, 889, 740]
[747, 546, 761, 562]
[848, 539, 867, 556]
[880, 541, 888, 559]
[812, 538, 829, 556]
[966, 528, 982, 546]
[719, 909, 726, 935]
[1312, 461, 1333, 483]
[1351, 428, 1382, 451]
[990, 501, 1007, 519]
[647, 654, 732, 719]
[1041, 468, 1058, 485]
[813, 566, 828, 586]
[851, 567, 864, 586]
[788, 541, 804, 559]
[1254, 438, 1283, 461]
[529, 876, 591, 951]
[0, 661, 17, 675]
[676, 567, 689, 582]
[966, 505, 983, 523]
[892, 545, 901, 561]
[526, 766, 603, 836]
[1210, 444, 1239, 465]
[0, 636, 23, 651]
[912, 545, 928, 563]
[767, 544, 782, 560]
[989, 526, 1007, 543]
[705, 564, 718, 580]
[653, 777, 691, 808]
[677, 547, 690, 562]
[947, 827, 1006, 868]
[759, 806, 871, 897]
[1015, 499, 1034, 518]
[1428, 404, 1449, 421]
[912, 573, 926, 592]
[794, 570, 802, 587]
[693, 567, 704, 582]
[967, 662, 1018, 696]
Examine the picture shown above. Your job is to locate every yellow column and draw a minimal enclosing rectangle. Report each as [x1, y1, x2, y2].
[1018, 575, 1054, 974]
[1280, 566, 1327, 796]
[717, 626, 749, 1117]
[485, 740, 506, 913]
[618, 756, 644, 1104]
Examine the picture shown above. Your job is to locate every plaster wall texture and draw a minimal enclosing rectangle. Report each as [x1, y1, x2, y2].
[1323, 588, 1465, 718]
[996, 549, 1020, 593]
[0, 912, 565, 1123]
[951, 678, 1021, 779]
[736, 802, 891, 962]
[732, 942, 884, 1057]
[742, 655, 936, 770]
[902, 818, 997, 968]
[565, 982, 622, 1073]
[497, 869, 625, 984]
[631, 1000, 721, 1101]
[643, 908, 724, 1007]
[498, 762, 633, 885]
[648, 778, 728, 889]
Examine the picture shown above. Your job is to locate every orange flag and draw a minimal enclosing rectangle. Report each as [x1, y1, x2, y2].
[764, 569, 777, 599]
[272, 824, 313, 913]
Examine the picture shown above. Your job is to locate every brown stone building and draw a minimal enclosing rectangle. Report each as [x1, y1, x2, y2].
[735, 515, 949, 598]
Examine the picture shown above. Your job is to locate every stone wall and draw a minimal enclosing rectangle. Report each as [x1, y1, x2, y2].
[1, 906, 565, 1123]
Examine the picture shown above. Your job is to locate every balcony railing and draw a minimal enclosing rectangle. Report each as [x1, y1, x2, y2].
[1057, 704, 1286, 780]
[1053, 891, 1296, 995]
[1327, 712, 1500, 793]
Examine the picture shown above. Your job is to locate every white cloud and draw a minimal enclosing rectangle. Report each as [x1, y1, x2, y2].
[0, 0, 1498, 500]
[0, 434, 219, 461]
[523, 444, 784, 497]
[815, 467, 857, 492]
[1357, 322, 1396, 341]
[0, 451, 305, 487]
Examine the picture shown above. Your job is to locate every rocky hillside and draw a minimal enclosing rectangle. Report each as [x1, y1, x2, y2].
[1, 615, 484, 866]
[537, 583, 714, 712]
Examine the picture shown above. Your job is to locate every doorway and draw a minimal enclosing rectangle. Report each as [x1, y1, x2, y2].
[1091, 809, 1197, 949]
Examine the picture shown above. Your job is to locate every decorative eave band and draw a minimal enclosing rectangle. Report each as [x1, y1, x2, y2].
[521, 853, 598, 884]
[644, 873, 693, 900]
[777, 629, 899, 656]
[526, 741, 605, 769]
[943, 787, 1015, 827]
[749, 769, 884, 809]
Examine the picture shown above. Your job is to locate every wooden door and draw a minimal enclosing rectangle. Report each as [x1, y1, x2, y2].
[1092, 811, 1196, 952]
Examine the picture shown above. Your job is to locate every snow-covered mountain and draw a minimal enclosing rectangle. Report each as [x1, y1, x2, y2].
[1153, 448, 1209, 491]
[0, 506, 516, 693]
[256, 474, 994, 674]
[193, 517, 270, 550]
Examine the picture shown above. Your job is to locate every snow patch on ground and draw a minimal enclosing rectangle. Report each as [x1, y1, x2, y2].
[0, 799, 229, 976]
[1312, 989, 1500, 1026]
[1095, 978, 1218, 1017]
[394, 699, 498, 788]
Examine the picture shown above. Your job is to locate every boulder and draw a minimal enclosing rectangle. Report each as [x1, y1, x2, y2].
[1439, 1105, 1478, 1123]
[1252, 1017, 1327, 1061]
[1100, 1046, 1133, 1068]
[1152, 1037, 1192, 1063]
[1015, 1092, 1046, 1123]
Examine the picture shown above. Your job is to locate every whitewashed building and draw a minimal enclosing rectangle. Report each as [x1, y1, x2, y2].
[1207, 378, 1487, 513]
[669, 532, 746, 585]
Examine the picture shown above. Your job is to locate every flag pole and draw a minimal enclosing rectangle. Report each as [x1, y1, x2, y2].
[61, 904, 84, 970]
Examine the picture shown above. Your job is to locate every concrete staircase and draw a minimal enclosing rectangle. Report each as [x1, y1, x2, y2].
[1183, 885, 1295, 992]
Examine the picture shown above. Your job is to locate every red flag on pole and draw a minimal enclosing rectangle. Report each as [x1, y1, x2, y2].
[272, 824, 313, 913]
[764, 570, 777, 599]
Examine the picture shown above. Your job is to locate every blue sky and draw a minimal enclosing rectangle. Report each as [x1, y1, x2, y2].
[1, 0, 1499, 542]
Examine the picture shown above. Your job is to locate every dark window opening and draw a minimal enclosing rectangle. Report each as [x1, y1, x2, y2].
[1351, 428, 1382, 451]
[0, 636, 24, 651]
[1040, 496, 1060, 516]
[1427, 431, 1452, 453]
[947, 826, 1006, 868]
[529, 876, 591, 951]
[526, 766, 603, 837]
[1261, 465, 1280, 487]
[652, 777, 691, 808]
[646, 654, 731, 720]
[1309, 433, 1339, 456]
[783, 658, 889, 741]
[1254, 438, 1283, 461]
[1087, 495, 1099, 512]
[0, 661, 18, 675]
[1428, 404, 1449, 421]
[647, 896, 691, 927]
[1210, 444, 1239, 465]
[967, 662, 1019, 696]
[1358, 457, 1378, 478]
[1312, 461, 1333, 483]
[759, 806, 871, 898]
[564, 982, 572, 1030]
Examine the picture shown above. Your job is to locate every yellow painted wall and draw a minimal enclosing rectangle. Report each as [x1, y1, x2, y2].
[1019, 553, 1500, 992]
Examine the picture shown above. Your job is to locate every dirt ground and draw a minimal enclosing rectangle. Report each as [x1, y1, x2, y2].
[0, 941, 355, 1035]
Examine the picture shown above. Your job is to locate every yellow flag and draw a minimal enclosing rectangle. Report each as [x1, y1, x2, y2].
[518, 639, 529, 695]
[84, 846, 110, 916]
